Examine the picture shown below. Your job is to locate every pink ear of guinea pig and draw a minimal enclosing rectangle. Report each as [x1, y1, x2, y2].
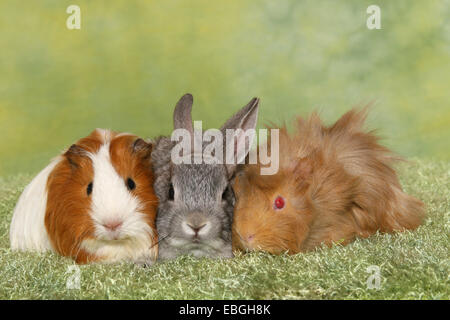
[10, 129, 158, 264]
[232, 108, 425, 255]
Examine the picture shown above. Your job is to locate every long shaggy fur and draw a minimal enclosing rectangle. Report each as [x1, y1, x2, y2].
[232, 108, 425, 254]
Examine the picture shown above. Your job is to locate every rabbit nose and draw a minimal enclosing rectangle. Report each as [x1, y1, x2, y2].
[187, 223, 207, 236]
[102, 220, 123, 231]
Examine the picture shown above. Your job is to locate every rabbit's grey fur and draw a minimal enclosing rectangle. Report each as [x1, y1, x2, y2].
[152, 94, 259, 260]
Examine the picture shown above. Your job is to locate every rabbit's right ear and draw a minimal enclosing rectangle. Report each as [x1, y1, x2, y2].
[173, 93, 194, 136]
[221, 97, 260, 177]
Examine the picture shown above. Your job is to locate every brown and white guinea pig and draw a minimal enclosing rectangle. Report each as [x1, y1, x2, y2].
[232, 108, 425, 254]
[10, 129, 158, 264]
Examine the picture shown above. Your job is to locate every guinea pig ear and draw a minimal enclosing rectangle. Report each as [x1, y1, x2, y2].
[292, 158, 313, 180]
[64, 144, 85, 168]
[221, 97, 260, 178]
[132, 138, 152, 158]
[292, 150, 322, 181]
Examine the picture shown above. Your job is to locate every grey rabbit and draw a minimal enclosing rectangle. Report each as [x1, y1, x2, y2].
[152, 93, 259, 260]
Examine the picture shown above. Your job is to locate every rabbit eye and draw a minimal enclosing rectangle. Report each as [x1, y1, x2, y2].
[168, 183, 175, 200]
[222, 187, 228, 200]
[274, 196, 285, 210]
[126, 178, 136, 191]
[87, 182, 93, 196]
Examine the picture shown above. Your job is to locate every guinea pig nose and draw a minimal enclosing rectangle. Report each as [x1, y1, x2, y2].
[246, 233, 255, 243]
[103, 221, 123, 231]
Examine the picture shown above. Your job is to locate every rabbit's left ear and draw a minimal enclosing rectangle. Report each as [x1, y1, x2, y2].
[173, 93, 194, 135]
[221, 97, 260, 177]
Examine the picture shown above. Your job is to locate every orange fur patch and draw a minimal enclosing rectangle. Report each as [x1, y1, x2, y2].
[232, 108, 425, 254]
[45, 130, 158, 263]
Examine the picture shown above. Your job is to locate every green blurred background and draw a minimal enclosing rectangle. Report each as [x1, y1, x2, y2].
[0, 0, 449, 176]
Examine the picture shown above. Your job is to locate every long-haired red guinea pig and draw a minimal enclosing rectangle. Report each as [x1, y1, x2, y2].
[232, 108, 425, 254]
[10, 129, 158, 264]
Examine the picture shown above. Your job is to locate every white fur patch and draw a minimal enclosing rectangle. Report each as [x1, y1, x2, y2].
[95, 128, 112, 143]
[10, 157, 62, 252]
[10, 135, 155, 264]
[81, 234, 157, 263]
[82, 142, 155, 262]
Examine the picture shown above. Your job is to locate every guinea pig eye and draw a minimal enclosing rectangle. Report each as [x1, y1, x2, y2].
[168, 183, 175, 200]
[126, 178, 136, 191]
[87, 182, 93, 196]
[273, 196, 285, 210]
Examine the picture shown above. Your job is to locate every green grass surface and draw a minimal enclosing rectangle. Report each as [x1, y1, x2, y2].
[0, 159, 448, 299]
